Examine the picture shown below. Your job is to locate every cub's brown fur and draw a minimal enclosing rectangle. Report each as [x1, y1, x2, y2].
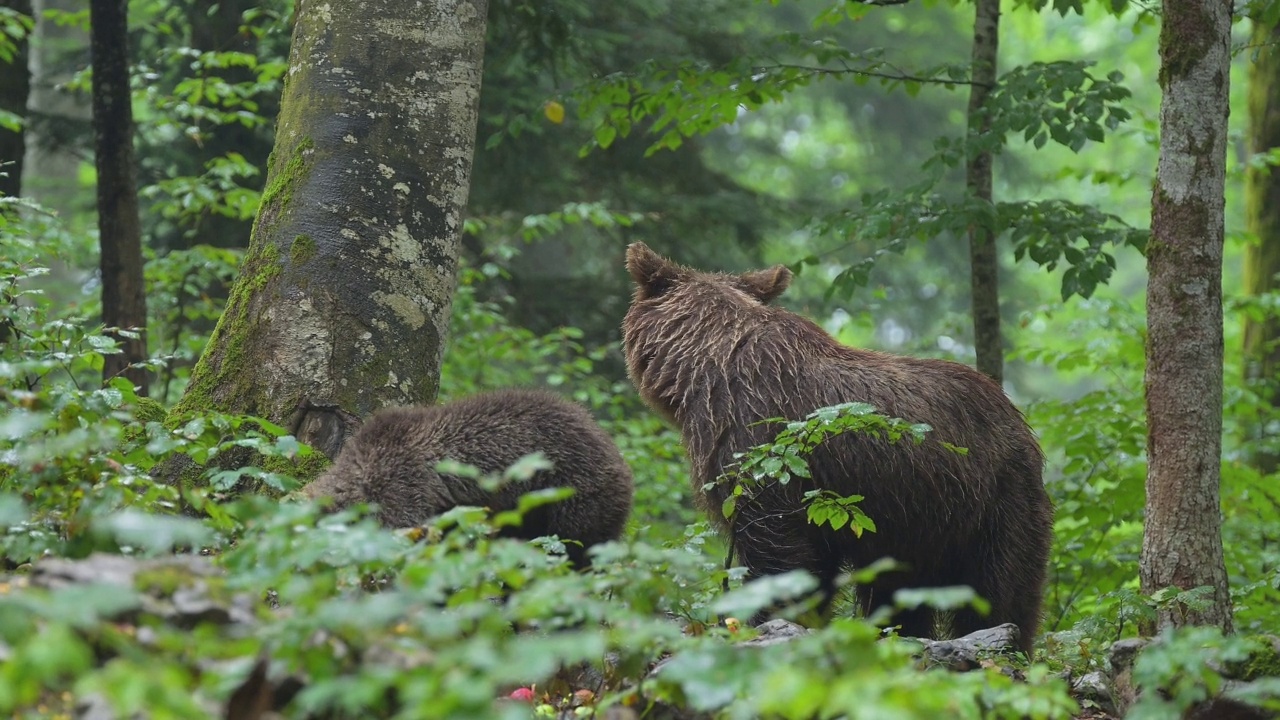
[302, 389, 634, 567]
[621, 242, 1052, 651]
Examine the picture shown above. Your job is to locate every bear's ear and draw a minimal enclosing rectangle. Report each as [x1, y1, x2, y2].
[626, 242, 681, 298]
[740, 265, 792, 304]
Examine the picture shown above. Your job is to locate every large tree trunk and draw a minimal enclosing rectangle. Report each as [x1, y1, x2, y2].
[1243, 19, 1280, 476]
[169, 0, 488, 464]
[1141, 0, 1233, 633]
[966, 0, 1001, 385]
[0, 0, 31, 200]
[89, 0, 148, 393]
[21, 0, 90, 216]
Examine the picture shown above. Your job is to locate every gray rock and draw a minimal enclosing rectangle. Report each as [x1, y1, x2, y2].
[914, 622, 1022, 671]
[1072, 670, 1116, 715]
[742, 619, 808, 647]
[31, 553, 215, 592]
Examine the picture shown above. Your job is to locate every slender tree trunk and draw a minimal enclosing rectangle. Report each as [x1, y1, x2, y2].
[1141, 0, 1233, 633]
[967, 0, 1002, 385]
[21, 0, 90, 216]
[0, 0, 31, 200]
[169, 0, 488, 466]
[89, 0, 148, 393]
[1243, 20, 1280, 475]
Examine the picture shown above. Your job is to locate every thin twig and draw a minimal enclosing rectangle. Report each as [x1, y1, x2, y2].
[754, 63, 990, 89]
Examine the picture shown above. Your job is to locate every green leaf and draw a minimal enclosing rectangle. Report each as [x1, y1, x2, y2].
[711, 569, 820, 618]
[894, 586, 991, 615]
[501, 452, 554, 483]
[94, 510, 214, 554]
[722, 494, 738, 519]
[595, 124, 618, 149]
[0, 494, 27, 526]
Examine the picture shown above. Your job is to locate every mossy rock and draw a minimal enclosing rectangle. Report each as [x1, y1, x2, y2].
[1235, 635, 1280, 681]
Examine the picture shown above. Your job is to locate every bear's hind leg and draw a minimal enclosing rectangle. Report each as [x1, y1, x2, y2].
[856, 579, 936, 641]
[950, 508, 1049, 655]
[735, 513, 839, 626]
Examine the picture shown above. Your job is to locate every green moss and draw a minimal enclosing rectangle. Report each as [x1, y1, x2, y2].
[261, 450, 332, 494]
[122, 397, 168, 444]
[1156, 3, 1223, 89]
[135, 564, 234, 609]
[290, 234, 317, 265]
[135, 565, 198, 598]
[166, 241, 282, 427]
[259, 136, 315, 214]
[131, 397, 167, 424]
[1237, 636, 1280, 681]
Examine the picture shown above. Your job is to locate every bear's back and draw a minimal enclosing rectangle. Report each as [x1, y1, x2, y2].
[342, 389, 633, 526]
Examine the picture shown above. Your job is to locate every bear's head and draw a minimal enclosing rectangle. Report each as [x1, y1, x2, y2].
[621, 242, 792, 422]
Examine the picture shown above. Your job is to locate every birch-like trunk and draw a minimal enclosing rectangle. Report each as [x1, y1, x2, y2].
[170, 0, 488, 466]
[1242, 20, 1280, 475]
[1141, 0, 1233, 633]
[967, 0, 1002, 385]
[89, 0, 148, 393]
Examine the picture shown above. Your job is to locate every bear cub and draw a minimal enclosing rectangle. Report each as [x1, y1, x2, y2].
[620, 242, 1053, 651]
[302, 388, 634, 568]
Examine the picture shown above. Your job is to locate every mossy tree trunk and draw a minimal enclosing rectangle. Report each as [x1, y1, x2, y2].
[169, 0, 488, 466]
[967, 0, 1002, 385]
[1243, 19, 1280, 475]
[1140, 0, 1233, 633]
[89, 0, 148, 393]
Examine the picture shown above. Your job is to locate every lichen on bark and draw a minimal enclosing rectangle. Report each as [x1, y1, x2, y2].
[1141, 0, 1233, 633]
[966, 0, 1002, 385]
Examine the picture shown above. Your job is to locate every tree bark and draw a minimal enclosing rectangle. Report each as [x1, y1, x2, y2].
[1243, 19, 1280, 476]
[966, 0, 1002, 385]
[89, 0, 148, 393]
[1141, 0, 1233, 633]
[170, 0, 488, 464]
[0, 0, 31, 200]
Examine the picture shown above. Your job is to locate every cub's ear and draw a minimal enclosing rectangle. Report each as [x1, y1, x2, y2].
[626, 242, 681, 298]
[740, 265, 792, 304]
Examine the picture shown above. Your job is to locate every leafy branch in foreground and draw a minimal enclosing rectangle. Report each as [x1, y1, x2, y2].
[716, 402, 934, 535]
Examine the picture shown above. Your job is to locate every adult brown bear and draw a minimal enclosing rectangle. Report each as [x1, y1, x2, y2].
[620, 242, 1052, 651]
[301, 389, 634, 568]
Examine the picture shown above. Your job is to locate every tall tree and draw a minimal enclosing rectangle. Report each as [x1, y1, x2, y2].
[169, 0, 488, 462]
[1140, 0, 1233, 632]
[0, 0, 31, 199]
[966, 0, 1002, 385]
[1243, 18, 1280, 475]
[89, 0, 148, 392]
[21, 0, 89, 215]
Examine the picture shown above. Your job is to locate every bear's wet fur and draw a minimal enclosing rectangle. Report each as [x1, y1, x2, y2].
[302, 388, 634, 568]
[621, 242, 1052, 652]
